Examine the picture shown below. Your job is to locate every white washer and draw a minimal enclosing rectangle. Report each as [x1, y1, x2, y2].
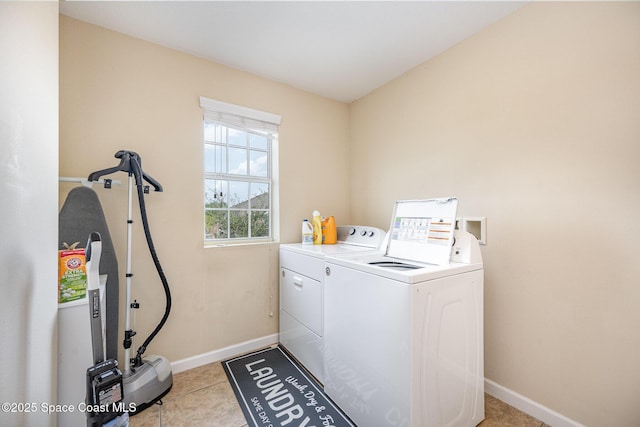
[324, 199, 485, 427]
[279, 225, 386, 383]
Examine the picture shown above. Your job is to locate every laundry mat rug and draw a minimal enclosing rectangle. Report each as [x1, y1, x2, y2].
[223, 345, 356, 427]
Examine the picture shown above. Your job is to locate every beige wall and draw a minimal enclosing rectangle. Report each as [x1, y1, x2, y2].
[59, 16, 350, 363]
[349, 2, 640, 426]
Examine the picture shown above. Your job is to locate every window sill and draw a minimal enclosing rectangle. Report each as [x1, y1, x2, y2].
[204, 238, 278, 248]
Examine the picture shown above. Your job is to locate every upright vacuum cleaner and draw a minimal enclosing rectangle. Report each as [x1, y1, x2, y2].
[88, 150, 173, 413]
[85, 232, 128, 427]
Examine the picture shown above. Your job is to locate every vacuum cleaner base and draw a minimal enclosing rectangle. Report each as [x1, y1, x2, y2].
[123, 355, 173, 415]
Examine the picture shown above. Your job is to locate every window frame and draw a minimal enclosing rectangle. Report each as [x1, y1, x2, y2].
[200, 96, 280, 246]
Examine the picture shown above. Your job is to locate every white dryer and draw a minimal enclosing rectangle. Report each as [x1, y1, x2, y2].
[324, 198, 485, 427]
[279, 225, 386, 383]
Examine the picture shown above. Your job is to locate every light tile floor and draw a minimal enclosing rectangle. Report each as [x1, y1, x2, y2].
[129, 360, 550, 427]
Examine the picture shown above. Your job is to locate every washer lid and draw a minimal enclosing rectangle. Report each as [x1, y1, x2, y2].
[385, 197, 458, 266]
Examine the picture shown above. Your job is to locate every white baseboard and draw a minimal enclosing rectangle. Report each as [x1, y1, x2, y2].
[484, 379, 585, 427]
[170, 333, 279, 374]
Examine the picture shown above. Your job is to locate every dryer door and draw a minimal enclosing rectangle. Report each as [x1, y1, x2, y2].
[280, 268, 322, 336]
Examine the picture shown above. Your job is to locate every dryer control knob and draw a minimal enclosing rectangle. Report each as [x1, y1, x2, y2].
[325, 267, 331, 276]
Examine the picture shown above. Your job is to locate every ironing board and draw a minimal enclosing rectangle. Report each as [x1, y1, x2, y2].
[59, 186, 119, 361]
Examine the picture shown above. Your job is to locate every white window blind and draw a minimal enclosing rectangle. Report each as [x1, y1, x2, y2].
[200, 96, 281, 133]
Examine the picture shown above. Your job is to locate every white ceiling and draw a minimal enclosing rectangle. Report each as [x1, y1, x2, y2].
[59, 1, 526, 103]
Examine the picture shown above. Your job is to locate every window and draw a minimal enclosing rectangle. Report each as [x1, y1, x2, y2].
[200, 97, 280, 244]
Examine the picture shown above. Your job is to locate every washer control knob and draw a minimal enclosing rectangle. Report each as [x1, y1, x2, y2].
[349, 227, 356, 235]
[325, 267, 331, 276]
[368, 231, 375, 237]
[360, 230, 367, 236]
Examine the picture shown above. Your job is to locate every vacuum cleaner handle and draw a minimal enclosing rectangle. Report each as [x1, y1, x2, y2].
[85, 232, 102, 291]
[86, 232, 105, 364]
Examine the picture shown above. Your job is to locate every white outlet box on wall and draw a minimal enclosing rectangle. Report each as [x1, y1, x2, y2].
[462, 216, 486, 245]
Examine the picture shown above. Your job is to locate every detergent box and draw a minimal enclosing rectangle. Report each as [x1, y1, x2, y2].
[58, 247, 87, 303]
